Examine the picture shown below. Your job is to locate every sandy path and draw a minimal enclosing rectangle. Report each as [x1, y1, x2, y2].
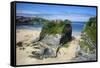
[57, 36, 81, 61]
[16, 29, 81, 65]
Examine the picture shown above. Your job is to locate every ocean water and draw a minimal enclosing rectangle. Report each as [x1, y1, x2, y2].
[71, 22, 84, 36]
[16, 24, 42, 31]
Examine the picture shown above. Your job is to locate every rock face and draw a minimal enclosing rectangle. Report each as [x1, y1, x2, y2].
[60, 23, 72, 45]
[32, 19, 72, 59]
[39, 20, 72, 45]
[75, 17, 97, 62]
[31, 42, 56, 59]
[41, 48, 54, 58]
[41, 34, 61, 46]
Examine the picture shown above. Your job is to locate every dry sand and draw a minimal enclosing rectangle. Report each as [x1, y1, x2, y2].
[16, 29, 81, 65]
[16, 29, 40, 43]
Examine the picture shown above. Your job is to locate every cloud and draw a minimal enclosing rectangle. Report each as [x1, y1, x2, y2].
[16, 10, 95, 22]
[16, 10, 42, 14]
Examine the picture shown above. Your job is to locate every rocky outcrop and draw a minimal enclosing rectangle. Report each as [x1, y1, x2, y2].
[41, 34, 61, 46]
[76, 17, 97, 61]
[34, 19, 72, 58]
[60, 23, 72, 45]
[39, 19, 72, 45]
[30, 42, 56, 59]
[83, 17, 96, 43]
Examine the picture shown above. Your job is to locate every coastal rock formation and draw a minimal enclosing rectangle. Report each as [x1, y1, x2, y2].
[82, 17, 96, 54]
[33, 19, 72, 58]
[16, 18, 73, 60]
[41, 34, 61, 46]
[39, 19, 72, 45]
[77, 17, 97, 61]
[30, 42, 56, 59]
[60, 23, 72, 45]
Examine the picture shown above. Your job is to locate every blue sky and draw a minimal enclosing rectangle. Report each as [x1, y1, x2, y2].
[16, 3, 96, 22]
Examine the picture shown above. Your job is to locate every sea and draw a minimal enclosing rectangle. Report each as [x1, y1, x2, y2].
[16, 24, 42, 31]
[71, 22, 85, 36]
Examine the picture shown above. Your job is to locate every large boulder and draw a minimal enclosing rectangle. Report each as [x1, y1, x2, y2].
[31, 42, 56, 59]
[41, 34, 61, 46]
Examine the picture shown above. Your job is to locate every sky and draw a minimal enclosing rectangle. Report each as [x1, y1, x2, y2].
[16, 3, 96, 22]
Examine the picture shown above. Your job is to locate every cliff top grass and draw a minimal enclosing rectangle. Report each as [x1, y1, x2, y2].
[83, 17, 96, 43]
[41, 20, 71, 35]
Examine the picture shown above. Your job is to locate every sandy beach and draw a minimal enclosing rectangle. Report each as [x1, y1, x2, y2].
[16, 29, 41, 43]
[16, 29, 81, 65]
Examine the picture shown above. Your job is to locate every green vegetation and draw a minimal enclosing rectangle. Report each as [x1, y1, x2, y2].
[42, 21, 64, 34]
[79, 41, 93, 53]
[83, 17, 96, 43]
[62, 43, 69, 48]
[39, 19, 72, 41]
[16, 16, 72, 35]
[40, 20, 71, 35]
[79, 17, 97, 53]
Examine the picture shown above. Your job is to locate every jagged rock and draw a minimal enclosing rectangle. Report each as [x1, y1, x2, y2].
[38, 20, 67, 41]
[39, 20, 72, 45]
[31, 19, 72, 59]
[60, 23, 72, 45]
[40, 48, 55, 59]
[73, 47, 96, 62]
[31, 42, 57, 59]
[41, 34, 61, 46]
